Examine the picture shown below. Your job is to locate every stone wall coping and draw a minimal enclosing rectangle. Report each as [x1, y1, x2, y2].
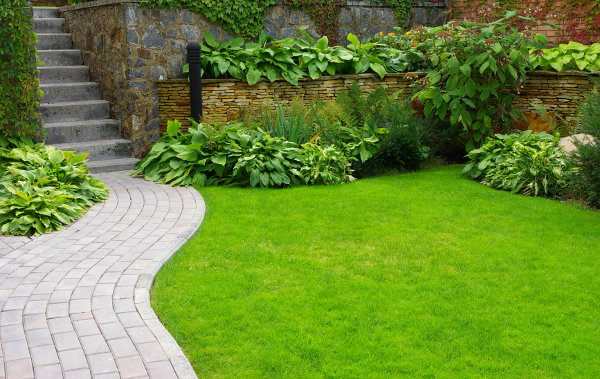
[155, 72, 429, 86]
[59, 0, 140, 12]
[155, 70, 598, 86]
[59, 0, 445, 12]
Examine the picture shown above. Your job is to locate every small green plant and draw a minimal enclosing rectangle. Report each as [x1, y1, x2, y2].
[0, 135, 109, 236]
[298, 143, 354, 185]
[263, 98, 318, 145]
[571, 88, 600, 207]
[529, 42, 600, 72]
[463, 131, 574, 197]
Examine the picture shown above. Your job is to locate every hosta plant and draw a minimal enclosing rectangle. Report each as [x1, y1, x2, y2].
[463, 131, 575, 197]
[0, 135, 108, 236]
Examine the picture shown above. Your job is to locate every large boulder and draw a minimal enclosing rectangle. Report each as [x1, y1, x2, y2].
[558, 133, 597, 155]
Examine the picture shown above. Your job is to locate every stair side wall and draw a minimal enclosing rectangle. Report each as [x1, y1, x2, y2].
[60, 0, 449, 157]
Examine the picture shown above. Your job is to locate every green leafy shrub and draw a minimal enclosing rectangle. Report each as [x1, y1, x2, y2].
[134, 120, 354, 188]
[413, 11, 547, 150]
[0, 135, 109, 236]
[571, 88, 600, 206]
[463, 131, 574, 197]
[0, 1, 44, 137]
[298, 143, 354, 185]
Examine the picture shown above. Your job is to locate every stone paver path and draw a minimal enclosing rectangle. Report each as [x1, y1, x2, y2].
[0, 172, 204, 378]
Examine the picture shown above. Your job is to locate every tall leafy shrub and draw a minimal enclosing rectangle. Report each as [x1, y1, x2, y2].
[413, 11, 547, 150]
[572, 88, 600, 206]
[0, 0, 43, 137]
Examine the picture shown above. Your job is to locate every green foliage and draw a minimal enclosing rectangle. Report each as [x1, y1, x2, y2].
[0, 1, 44, 137]
[133, 119, 355, 188]
[297, 143, 354, 185]
[263, 99, 317, 145]
[414, 12, 548, 150]
[0, 134, 109, 236]
[571, 88, 600, 206]
[196, 31, 389, 85]
[463, 131, 574, 196]
[529, 42, 600, 72]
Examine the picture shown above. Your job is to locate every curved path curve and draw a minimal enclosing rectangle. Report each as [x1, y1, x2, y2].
[0, 172, 204, 379]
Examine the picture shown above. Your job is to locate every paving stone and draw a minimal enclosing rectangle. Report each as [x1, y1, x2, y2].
[81, 334, 111, 355]
[30, 344, 60, 366]
[0, 172, 204, 378]
[5, 358, 34, 378]
[34, 363, 62, 378]
[58, 348, 88, 371]
[53, 331, 81, 351]
[116, 355, 148, 378]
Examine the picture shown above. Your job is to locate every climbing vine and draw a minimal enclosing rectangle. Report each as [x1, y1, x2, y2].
[71, 0, 437, 42]
[455, 0, 600, 44]
[0, 0, 43, 137]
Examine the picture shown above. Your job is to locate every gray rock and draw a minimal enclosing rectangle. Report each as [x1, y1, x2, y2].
[165, 28, 178, 39]
[146, 119, 160, 131]
[381, 8, 395, 21]
[126, 29, 138, 44]
[125, 6, 137, 25]
[151, 65, 167, 81]
[167, 56, 184, 78]
[161, 11, 176, 28]
[126, 68, 145, 79]
[181, 25, 200, 42]
[127, 81, 148, 90]
[281, 27, 297, 39]
[134, 57, 146, 67]
[142, 25, 167, 49]
[182, 10, 194, 24]
[558, 133, 597, 154]
[340, 9, 352, 25]
[208, 26, 222, 40]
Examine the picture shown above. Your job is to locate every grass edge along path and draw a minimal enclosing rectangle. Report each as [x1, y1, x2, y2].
[151, 166, 600, 378]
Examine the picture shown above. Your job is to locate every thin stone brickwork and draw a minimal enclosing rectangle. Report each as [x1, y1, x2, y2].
[0, 172, 204, 378]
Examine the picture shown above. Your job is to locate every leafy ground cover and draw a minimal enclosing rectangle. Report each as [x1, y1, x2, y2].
[151, 166, 600, 377]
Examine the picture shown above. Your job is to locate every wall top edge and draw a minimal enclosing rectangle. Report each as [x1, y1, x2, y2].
[59, 0, 446, 12]
[155, 70, 598, 85]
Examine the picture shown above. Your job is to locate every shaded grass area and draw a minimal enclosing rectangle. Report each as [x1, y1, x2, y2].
[151, 166, 600, 377]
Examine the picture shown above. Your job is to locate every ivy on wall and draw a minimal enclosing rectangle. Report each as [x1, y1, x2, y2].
[454, 0, 600, 44]
[0, 0, 43, 137]
[69, 0, 429, 42]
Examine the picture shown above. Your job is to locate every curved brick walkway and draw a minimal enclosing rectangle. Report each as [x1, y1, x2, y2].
[0, 172, 204, 379]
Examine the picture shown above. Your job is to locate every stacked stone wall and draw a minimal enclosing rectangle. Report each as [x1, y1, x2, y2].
[157, 71, 598, 133]
[59, 0, 448, 156]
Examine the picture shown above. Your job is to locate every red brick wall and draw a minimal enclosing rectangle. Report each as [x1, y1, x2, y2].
[450, 0, 600, 44]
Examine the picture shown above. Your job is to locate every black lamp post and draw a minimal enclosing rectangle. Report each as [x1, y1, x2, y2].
[186, 42, 202, 122]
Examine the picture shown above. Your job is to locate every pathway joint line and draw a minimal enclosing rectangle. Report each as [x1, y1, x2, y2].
[0, 171, 204, 379]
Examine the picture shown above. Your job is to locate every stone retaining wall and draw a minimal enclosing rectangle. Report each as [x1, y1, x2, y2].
[156, 71, 598, 133]
[59, 0, 448, 156]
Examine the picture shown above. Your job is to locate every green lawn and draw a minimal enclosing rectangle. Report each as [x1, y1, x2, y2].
[151, 166, 600, 378]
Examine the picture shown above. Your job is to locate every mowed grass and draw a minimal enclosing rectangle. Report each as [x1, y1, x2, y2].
[151, 166, 600, 378]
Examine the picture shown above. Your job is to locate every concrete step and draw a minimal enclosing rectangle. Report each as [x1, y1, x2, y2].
[41, 82, 100, 103]
[51, 139, 134, 161]
[88, 158, 139, 173]
[40, 100, 110, 124]
[34, 18, 66, 33]
[38, 66, 90, 84]
[45, 119, 121, 144]
[38, 50, 82, 66]
[33, 8, 58, 18]
[36, 33, 72, 50]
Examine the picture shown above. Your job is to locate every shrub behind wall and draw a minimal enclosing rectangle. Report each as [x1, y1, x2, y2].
[0, 0, 43, 137]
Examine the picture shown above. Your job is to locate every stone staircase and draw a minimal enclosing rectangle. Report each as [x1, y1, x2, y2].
[34, 7, 138, 173]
